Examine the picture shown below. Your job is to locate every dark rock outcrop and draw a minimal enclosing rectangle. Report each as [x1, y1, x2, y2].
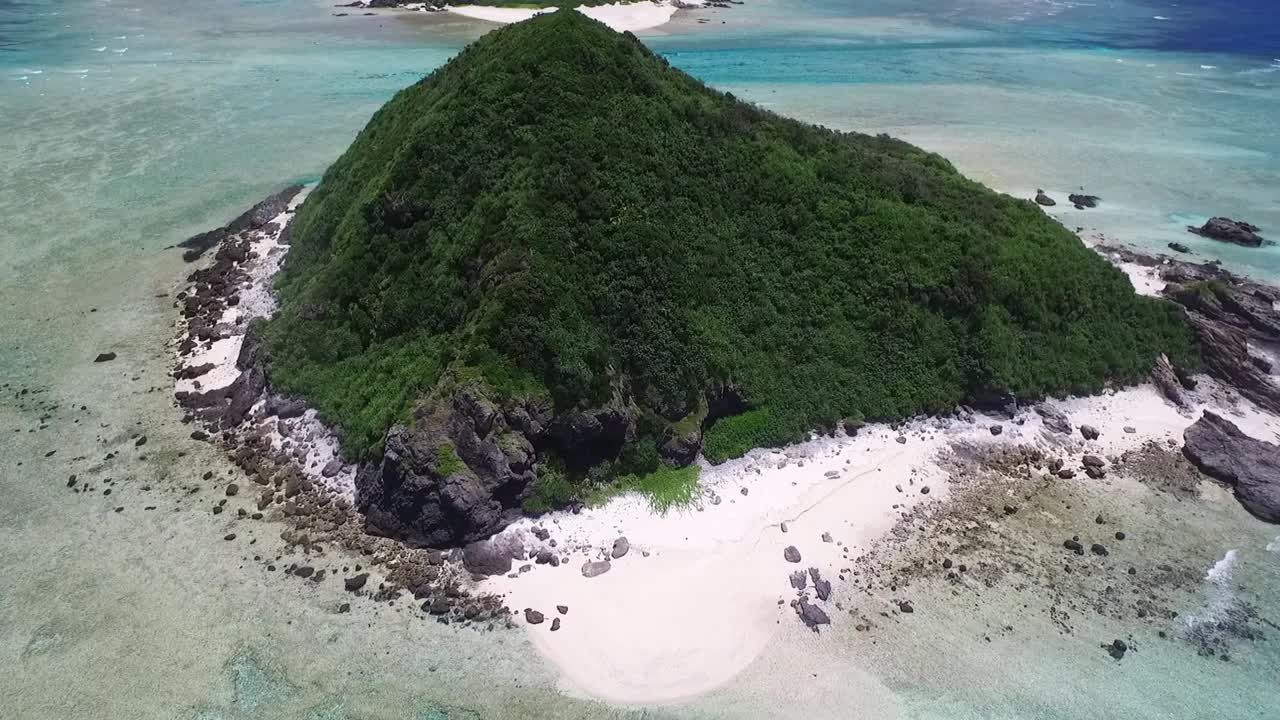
[795, 598, 830, 630]
[177, 185, 303, 261]
[1068, 193, 1100, 209]
[1034, 190, 1055, 207]
[1183, 314, 1280, 415]
[1168, 242, 1192, 254]
[1151, 353, 1189, 408]
[1188, 218, 1266, 248]
[1034, 404, 1071, 435]
[1183, 411, 1280, 523]
[355, 384, 543, 546]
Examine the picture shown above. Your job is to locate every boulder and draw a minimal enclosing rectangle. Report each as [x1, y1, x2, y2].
[462, 539, 517, 576]
[783, 545, 801, 563]
[795, 598, 830, 630]
[1188, 217, 1265, 248]
[581, 560, 612, 578]
[1034, 405, 1072, 435]
[1079, 424, 1100, 440]
[789, 570, 807, 591]
[1068, 193, 1100, 209]
[1182, 411, 1280, 523]
[611, 536, 630, 559]
[1034, 190, 1056, 207]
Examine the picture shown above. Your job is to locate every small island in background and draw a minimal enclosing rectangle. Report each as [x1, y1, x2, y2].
[336, 0, 734, 32]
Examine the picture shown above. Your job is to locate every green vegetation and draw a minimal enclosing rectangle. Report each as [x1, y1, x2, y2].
[584, 464, 702, 512]
[265, 10, 1198, 486]
[435, 444, 465, 475]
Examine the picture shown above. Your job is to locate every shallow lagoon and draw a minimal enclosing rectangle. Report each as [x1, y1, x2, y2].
[1, 0, 1277, 717]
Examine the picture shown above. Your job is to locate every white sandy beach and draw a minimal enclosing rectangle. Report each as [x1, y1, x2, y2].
[444, 2, 681, 32]
[479, 374, 1280, 704]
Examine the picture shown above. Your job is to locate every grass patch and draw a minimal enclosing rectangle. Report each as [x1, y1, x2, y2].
[585, 463, 701, 513]
[435, 444, 464, 476]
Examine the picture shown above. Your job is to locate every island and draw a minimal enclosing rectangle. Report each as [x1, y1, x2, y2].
[168, 11, 1280, 702]
[258, 10, 1194, 545]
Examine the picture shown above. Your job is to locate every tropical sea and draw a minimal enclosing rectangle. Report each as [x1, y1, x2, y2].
[1, 1, 1278, 718]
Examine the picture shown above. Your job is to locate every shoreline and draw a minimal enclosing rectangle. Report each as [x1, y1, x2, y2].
[168, 188, 1280, 705]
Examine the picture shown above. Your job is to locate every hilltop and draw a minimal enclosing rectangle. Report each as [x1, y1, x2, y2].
[263, 10, 1196, 544]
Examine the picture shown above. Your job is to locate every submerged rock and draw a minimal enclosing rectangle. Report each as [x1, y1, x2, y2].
[1183, 411, 1280, 523]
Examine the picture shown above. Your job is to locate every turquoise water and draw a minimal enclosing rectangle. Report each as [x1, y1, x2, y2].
[2, 0, 1278, 718]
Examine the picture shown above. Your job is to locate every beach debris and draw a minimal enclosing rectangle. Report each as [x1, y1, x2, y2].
[581, 560, 612, 578]
[524, 609, 545, 625]
[93, 352, 117, 363]
[1079, 424, 1100, 440]
[611, 536, 630, 559]
[783, 546, 801, 563]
